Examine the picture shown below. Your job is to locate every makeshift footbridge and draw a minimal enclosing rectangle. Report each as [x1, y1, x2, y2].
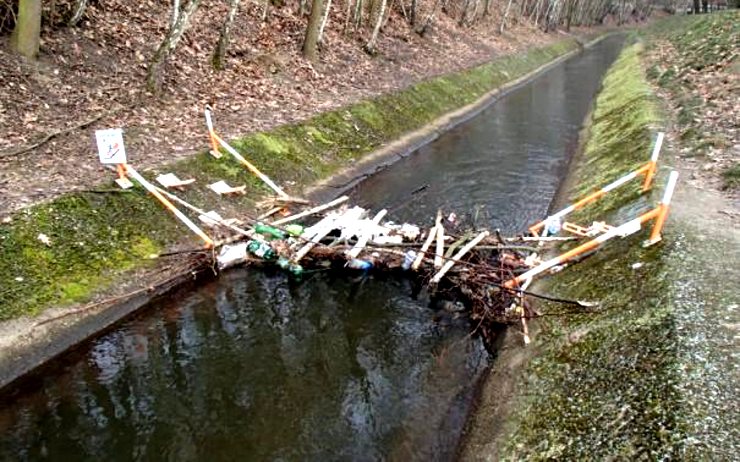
[102, 108, 678, 346]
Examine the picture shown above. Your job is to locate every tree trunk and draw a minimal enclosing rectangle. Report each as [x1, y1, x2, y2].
[302, 0, 324, 62]
[701, 0, 708, 12]
[500, 0, 514, 33]
[343, 0, 353, 33]
[458, 0, 471, 26]
[318, 0, 332, 43]
[483, 0, 491, 16]
[300, 0, 310, 15]
[172, 0, 181, 25]
[416, 0, 442, 36]
[364, 0, 386, 54]
[410, 0, 417, 24]
[354, 0, 363, 29]
[146, 0, 202, 93]
[533, 0, 543, 27]
[212, 0, 240, 70]
[68, 0, 88, 27]
[11, 0, 42, 59]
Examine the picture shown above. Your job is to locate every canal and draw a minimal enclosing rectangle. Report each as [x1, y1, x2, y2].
[0, 35, 625, 461]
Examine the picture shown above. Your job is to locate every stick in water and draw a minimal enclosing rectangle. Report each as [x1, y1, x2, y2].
[412, 225, 438, 270]
[431, 231, 489, 283]
[272, 195, 349, 226]
[348, 209, 387, 259]
[434, 210, 444, 268]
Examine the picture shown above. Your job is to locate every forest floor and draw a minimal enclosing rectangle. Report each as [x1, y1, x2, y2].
[0, 0, 604, 218]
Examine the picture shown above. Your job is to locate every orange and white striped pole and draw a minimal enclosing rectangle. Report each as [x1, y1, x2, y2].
[203, 106, 289, 199]
[529, 132, 664, 237]
[123, 164, 215, 249]
[509, 170, 678, 288]
[642, 132, 664, 192]
[204, 105, 221, 158]
[645, 170, 678, 246]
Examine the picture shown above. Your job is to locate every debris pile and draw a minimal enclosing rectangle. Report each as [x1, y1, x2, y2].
[216, 201, 545, 344]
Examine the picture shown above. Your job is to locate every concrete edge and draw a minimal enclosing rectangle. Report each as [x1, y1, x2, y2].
[0, 263, 214, 392]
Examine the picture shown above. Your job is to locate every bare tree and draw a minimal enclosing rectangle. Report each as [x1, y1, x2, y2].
[365, 0, 387, 54]
[500, 0, 515, 33]
[146, 0, 202, 92]
[212, 0, 241, 70]
[343, 0, 353, 33]
[303, 0, 324, 62]
[318, 0, 333, 43]
[11, 0, 41, 59]
[416, 0, 442, 36]
[68, 0, 88, 27]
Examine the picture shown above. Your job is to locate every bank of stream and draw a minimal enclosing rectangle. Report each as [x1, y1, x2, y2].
[0, 35, 626, 460]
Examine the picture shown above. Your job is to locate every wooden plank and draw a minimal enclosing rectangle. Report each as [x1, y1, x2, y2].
[430, 231, 489, 283]
[434, 210, 444, 268]
[347, 209, 387, 259]
[271, 196, 349, 226]
[411, 225, 438, 270]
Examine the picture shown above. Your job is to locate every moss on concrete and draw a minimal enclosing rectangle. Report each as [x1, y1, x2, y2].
[0, 37, 584, 321]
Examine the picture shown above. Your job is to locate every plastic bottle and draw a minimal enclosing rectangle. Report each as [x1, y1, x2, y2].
[401, 250, 417, 270]
[347, 259, 373, 270]
[284, 224, 304, 237]
[247, 240, 277, 260]
[254, 223, 287, 240]
[277, 257, 304, 276]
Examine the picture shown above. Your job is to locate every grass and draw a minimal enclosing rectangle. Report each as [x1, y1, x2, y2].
[721, 163, 740, 190]
[499, 41, 687, 459]
[0, 37, 586, 321]
[499, 14, 739, 459]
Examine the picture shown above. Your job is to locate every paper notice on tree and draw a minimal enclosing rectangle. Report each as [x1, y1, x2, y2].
[95, 129, 127, 164]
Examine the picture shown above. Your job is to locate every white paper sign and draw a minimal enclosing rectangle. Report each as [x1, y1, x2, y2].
[95, 129, 127, 164]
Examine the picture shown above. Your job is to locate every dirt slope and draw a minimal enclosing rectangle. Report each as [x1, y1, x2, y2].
[0, 0, 577, 217]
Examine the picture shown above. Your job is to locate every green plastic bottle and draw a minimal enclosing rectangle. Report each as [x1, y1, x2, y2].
[277, 257, 304, 276]
[284, 224, 304, 237]
[254, 223, 287, 240]
[247, 240, 277, 260]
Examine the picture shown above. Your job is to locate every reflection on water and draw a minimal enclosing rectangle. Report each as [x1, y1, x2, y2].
[0, 35, 624, 461]
[1, 271, 486, 461]
[351, 35, 626, 233]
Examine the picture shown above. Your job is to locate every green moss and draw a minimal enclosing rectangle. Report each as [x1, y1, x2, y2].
[721, 163, 740, 190]
[0, 191, 180, 320]
[0, 36, 586, 321]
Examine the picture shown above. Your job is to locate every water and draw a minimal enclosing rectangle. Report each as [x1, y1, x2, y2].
[0, 35, 624, 461]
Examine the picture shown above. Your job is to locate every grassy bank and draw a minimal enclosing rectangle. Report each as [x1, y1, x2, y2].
[0, 37, 584, 321]
[497, 14, 738, 460]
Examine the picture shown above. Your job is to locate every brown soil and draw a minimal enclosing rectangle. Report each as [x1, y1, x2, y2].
[0, 0, 589, 218]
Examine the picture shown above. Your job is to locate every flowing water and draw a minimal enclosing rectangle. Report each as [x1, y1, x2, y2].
[0, 35, 624, 461]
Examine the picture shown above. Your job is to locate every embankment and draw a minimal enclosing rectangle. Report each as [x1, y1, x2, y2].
[463, 14, 738, 460]
[0, 34, 607, 389]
